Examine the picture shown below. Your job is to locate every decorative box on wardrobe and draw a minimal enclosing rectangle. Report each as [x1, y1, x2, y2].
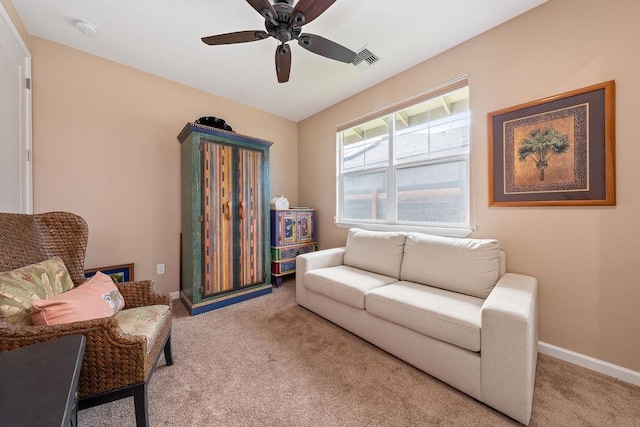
[178, 123, 272, 315]
[270, 209, 316, 286]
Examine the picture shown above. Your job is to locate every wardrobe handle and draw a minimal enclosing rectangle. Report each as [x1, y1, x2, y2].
[223, 201, 231, 220]
[239, 201, 245, 220]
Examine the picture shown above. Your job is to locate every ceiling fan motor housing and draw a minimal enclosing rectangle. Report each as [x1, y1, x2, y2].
[265, 1, 303, 43]
[272, 1, 294, 24]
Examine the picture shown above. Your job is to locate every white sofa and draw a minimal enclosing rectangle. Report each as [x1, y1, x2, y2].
[296, 228, 538, 425]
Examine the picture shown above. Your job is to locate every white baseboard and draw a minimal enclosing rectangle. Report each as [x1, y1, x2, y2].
[170, 291, 180, 300]
[539, 341, 640, 387]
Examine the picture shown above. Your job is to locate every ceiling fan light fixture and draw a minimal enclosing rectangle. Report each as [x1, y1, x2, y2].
[292, 12, 305, 25]
[75, 19, 98, 37]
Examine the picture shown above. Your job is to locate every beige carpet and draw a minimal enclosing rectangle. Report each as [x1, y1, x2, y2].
[79, 279, 640, 426]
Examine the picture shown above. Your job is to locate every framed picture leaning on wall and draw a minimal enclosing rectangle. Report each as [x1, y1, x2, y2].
[85, 263, 134, 283]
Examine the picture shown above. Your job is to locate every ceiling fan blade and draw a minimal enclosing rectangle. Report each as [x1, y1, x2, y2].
[297, 33, 356, 63]
[275, 44, 291, 83]
[201, 30, 269, 45]
[290, 0, 336, 26]
[246, 0, 277, 20]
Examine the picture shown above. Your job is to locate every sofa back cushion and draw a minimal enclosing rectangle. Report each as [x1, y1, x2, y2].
[400, 232, 501, 299]
[343, 228, 406, 279]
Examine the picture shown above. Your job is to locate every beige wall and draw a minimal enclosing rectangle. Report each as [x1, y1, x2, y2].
[29, 38, 298, 294]
[299, 0, 640, 372]
[3, 0, 639, 374]
[1, 0, 298, 296]
[1, 0, 26, 41]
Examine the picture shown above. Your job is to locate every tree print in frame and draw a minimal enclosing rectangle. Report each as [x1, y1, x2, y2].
[84, 263, 134, 283]
[488, 80, 615, 206]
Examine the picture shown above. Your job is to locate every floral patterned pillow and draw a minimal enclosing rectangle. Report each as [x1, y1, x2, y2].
[0, 256, 75, 326]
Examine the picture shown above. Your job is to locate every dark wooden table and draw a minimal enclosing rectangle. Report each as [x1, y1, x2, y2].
[0, 334, 86, 427]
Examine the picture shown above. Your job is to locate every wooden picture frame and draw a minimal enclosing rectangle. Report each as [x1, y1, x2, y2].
[84, 263, 134, 283]
[488, 80, 615, 206]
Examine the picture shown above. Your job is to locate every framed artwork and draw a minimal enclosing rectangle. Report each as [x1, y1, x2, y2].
[488, 80, 615, 206]
[84, 263, 134, 283]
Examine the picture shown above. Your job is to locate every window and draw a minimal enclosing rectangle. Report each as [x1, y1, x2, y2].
[336, 78, 470, 236]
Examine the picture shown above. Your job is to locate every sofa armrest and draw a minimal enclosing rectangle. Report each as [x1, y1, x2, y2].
[481, 273, 538, 425]
[296, 247, 345, 307]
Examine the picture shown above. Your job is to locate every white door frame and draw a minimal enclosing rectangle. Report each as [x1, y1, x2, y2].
[0, 3, 32, 213]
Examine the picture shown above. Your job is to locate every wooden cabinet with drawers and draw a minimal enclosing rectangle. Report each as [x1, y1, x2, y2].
[270, 209, 316, 286]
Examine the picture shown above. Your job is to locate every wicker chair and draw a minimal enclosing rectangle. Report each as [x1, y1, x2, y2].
[0, 211, 173, 427]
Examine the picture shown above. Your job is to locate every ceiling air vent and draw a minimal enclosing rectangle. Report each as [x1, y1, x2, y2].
[352, 48, 380, 71]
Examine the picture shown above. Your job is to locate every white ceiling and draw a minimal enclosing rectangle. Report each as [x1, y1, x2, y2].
[12, 0, 548, 122]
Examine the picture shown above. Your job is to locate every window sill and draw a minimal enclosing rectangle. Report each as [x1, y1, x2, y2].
[334, 221, 473, 238]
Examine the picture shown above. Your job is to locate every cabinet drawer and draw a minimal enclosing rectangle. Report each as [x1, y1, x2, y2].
[271, 244, 316, 261]
[271, 246, 298, 260]
[271, 260, 296, 274]
[296, 244, 316, 255]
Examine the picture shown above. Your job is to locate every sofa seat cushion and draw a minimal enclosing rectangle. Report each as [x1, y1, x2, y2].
[304, 265, 397, 309]
[115, 305, 171, 354]
[400, 232, 501, 299]
[365, 281, 484, 352]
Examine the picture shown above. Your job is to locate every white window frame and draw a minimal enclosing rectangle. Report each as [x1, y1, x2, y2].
[335, 76, 472, 238]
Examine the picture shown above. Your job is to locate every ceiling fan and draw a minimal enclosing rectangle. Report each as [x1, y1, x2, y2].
[201, 0, 357, 83]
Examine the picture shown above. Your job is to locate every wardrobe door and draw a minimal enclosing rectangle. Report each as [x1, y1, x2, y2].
[236, 147, 265, 288]
[202, 141, 235, 297]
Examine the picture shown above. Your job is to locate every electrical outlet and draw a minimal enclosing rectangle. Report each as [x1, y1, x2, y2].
[157, 263, 166, 275]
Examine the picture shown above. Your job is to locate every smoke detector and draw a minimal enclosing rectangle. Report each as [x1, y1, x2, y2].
[75, 20, 98, 37]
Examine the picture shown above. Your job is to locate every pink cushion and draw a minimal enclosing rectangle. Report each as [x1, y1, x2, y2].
[31, 271, 125, 326]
